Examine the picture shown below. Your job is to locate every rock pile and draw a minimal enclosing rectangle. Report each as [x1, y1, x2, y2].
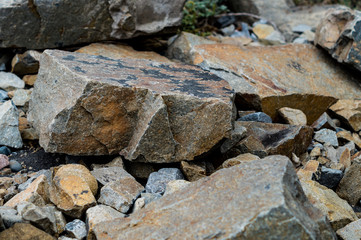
[1, 0, 361, 239]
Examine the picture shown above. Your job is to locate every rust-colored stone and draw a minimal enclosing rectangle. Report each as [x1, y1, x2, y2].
[329, 99, 361, 132]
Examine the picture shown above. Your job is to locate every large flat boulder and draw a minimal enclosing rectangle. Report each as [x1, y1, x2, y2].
[28, 50, 234, 162]
[0, 0, 185, 49]
[168, 34, 361, 124]
[92, 156, 336, 239]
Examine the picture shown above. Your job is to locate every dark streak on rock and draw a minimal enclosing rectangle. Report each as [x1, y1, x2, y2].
[107, 78, 131, 87]
[28, 0, 40, 19]
[74, 66, 86, 73]
[287, 60, 306, 74]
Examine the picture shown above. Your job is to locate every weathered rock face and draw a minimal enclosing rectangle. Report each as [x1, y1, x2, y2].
[329, 99, 361, 132]
[336, 219, 361, 240]
[315, 6, 361, 72]
[236, 121, 313, 158]
[92, 156, 336, 239]
[0, 0, 185, 49]
[0, 223, 55, 240]
[168, 34, 361, 124]
[300, 180, 358, 231]
[28, 50, 234, 161]
[0, 101, 22, 149]
[336, 161, 361, 206]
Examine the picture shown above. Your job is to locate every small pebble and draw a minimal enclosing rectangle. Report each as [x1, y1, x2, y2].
[0, 146, 11, 156]
[65, 219, 87, 239]
[9, 160, 22, 172]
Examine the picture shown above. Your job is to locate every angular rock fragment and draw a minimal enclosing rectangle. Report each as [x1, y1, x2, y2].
[0, 0, 185, 49]
[91, 166, 132, 186]
[315, 7, 361, 72]
[11, 50, 41, 75]
[168, 34, 361, 124]
[0, 223, 55, 240]
[301, 179, 358, 231]
[0, 72, 25, 91]
[329, 100, 361, 132]
[311, 112, 337, 131]
[164, 180, 190, 196]
[236, 121, 313, 158]
[336, 219, 361, 240]
[220, 122, 247, 153]
[222, 153, 260, 168]
[48, 164, 97, 218]
[336, 161, 361, 206]
[86, 205, 125, 240]
[126, 162, 155, 179]
[314, 129, 339, 147]
[316, 167, 343, 189]
[278, 107, 307, 125]
[145, 168, 184, 195]
[22, 75, 37, 86]
[28, 50, 234, 162]
[65, 219, 87, 240]
[180, 161, 207, 182]
[0, 206, 24, 228]
[0, 101, 22, 148]
[238, 112, 272, 123]
[10, 89, 32, 107]
[93, 156, 336, 239]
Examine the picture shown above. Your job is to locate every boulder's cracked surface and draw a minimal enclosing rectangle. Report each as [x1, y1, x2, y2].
[28, 50, 234, 162]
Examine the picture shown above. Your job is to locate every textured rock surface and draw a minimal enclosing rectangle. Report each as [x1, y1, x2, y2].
[314, 129, 338, 147]
[311, 112, 337, 130]
[76, 43, 172, 63]
[222, 153, 261, 168]
[336, 161, 361, 206]
[0, 0, 185, 49]
[0, 101, 23, 148]
[11, 50, 41, 75]
[180, 161, 207, 181]
[168, 37, 361, 124]
[28, 50, 233, 161]
[238, 112, 272, 123]
[336, 219, 361, 240]
[65, 219, 87, 239]
[315, 6, 361, 72]
[0, 72, 25, 91]
[48, 164, 97, 218]
[236, 121, 313, 158]
[301, 179, 357, 231]
[91, 166, 132, 186]
[0, 223, 55, 240]
[93, 156, 336, 239]
[145, 168, 184, 195]
[164, 180, 190, 196]
[329, 100, 361, 132]
[278, 107, 307, 125]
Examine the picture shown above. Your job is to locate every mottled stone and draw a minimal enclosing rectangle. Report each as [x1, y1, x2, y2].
[11, 50, 41, 75]
[0, 72, 25, 91]
[86, 205, 125, 240]
[0, 223, 55, 240]
[164, 180, 190, 196]
[315, 6, 361, 73]
[337, 161, 361, 205]
[98, 178, 144, 214]
[180, 161, 207, 182]
[336, 219, 361, 240]
[65, 219, 87, 240]
[314, 129, 338, 147]
[253, 24, 285, 45]
[236, 121, 313, 158]
[11, 89, 32, 107]
[91, 166, 132, 186]
[238, 112, 272, 123]
[5, 175, 48, 208]
[28, 50, 234, 162]
[220, 122, 247, 153]
[92, 156, 336, 239]
[0, 206, 23, 228]
[316, 167, 343, 189]
[337, 130, 361, 149]
[49, 164, 97, 218]
[278, 107, 307, 125]
[301, 179, 358, 231]
[76, 43, 171, 63]
[222, 153, 260, 168]
[0, 101, 22, 148]
[330, 100, 361, 132]
[168, 37, 361, 124]
[145, 168, 184, 195]
[0, 154, 9, 170]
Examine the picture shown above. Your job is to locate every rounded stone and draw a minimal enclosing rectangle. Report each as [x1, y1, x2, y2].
[9, 160, 22, 172]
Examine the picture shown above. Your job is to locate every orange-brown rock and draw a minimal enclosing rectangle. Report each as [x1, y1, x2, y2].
[49, 164, 97, 218]
[76, 43, 172, 63]
[329, 100, 361, 132]
[22, 75, 37, 86]
[222, 153, 260, 168]
[5, 174, 48, 207]
[0, 223, 55, 240]
[168, 34, 361, 124]
[28, 50, 234, 162]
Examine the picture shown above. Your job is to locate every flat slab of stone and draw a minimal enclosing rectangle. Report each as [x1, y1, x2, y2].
[28, 50, 233, 162]
[93, 156, 336, 239]
[169, 34, 361, 124]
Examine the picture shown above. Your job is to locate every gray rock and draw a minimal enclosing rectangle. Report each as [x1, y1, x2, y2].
[238, 112, 272, 123]
[28, 50, 233, 161]
[292, 24, 312, 33]
[0, 89, 8, 102]
[0, 101, 22, 148]
[0, 72, 24, 91]
[0, 0, 185, 49]
[315, 129, 338, 147]
[98, 175, 144, 213]
[9, 160, 22, 172]
[0, 206, 24, 228]
[140, 192, 162, 205]
[336, 219, 361, 240]
[11, 89, 32, 107]
[18, 169, 50, 192]
[145, 168, 184, 195]
[0, 213, 5, 231]
[91, 167, 133, 186]
[65, 219, 87, 240]
[17, 202, 66, 235]
[315, 6, 361, 73]
[92, 156, 337, 239]
[221, 24, 235, 36]
[316, 166, 343, 189]
[220, 123, 247, 153]
[311, 112, 337, 131]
